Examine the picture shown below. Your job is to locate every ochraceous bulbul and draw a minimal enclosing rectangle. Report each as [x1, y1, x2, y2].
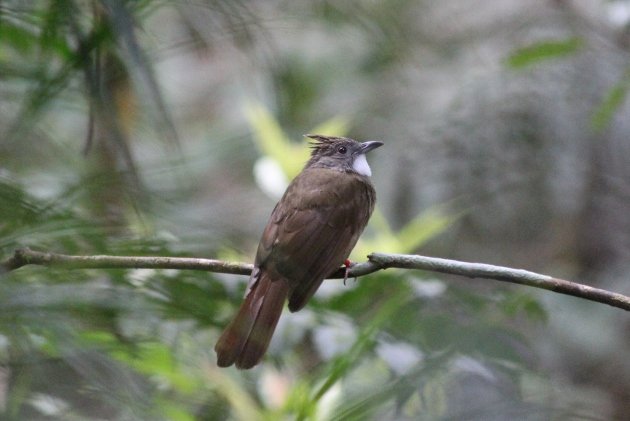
[215, 134, 383, 369]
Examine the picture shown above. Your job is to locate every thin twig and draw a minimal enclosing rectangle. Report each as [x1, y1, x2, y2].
[0, 247, 253, 275]
[364, 253, 630, 312]
[2, 248, 629, 312]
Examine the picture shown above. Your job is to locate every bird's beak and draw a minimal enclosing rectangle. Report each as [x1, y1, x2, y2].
[359, 141, 384, 154]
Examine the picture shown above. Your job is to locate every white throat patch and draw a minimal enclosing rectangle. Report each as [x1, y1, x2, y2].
[352, 153, 372, 177]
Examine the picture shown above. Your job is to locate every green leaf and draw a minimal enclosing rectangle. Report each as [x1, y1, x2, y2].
[506, 38, 582, 69]
[0, 20, 39, 55]
[501, 292, 548, 322]
[309, 115, 351, 139]
[158, 401, 196, 421]
[112, 341, 200, 394]
[355, 206, 455, 257]
[246, 101, 351, 180]
[396, 207, 454, 254]
[246, 102, 308, 178]
[591, 77, 629, 131]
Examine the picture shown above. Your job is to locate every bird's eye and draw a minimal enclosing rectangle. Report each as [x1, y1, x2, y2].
[337, 146, 347, 154]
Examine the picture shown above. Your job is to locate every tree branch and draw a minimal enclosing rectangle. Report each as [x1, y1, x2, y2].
[1, 247, 253, 275]
[2, 248, 629, 311]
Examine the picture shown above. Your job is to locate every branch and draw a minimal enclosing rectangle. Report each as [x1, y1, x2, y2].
[2, 248, 629, 312]
[1, 248, 253, 275]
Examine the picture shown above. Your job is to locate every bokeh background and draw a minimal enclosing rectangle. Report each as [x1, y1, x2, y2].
[1, 0, 629, 419]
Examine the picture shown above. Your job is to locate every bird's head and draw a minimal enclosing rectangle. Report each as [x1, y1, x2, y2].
[304, 134, 383, 177]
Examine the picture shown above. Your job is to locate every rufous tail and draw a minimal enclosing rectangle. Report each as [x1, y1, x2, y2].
[214, 273, 289, 369]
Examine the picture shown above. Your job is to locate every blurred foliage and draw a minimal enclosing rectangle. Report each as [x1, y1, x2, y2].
[506, 36, 628, 131]
[506, 38, 583, 69]
[0, 177, 235, 419]
[591, 67, 630, 131]
[0, 0, 596, 420]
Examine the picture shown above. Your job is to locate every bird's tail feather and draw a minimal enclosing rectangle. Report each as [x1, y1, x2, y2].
[215, 273, 289, 369]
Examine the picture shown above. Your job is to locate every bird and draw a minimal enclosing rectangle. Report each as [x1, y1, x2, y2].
[215, 134, 383, 369]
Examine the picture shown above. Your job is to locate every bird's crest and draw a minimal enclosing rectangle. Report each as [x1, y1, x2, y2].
[305, 134, 353, 153]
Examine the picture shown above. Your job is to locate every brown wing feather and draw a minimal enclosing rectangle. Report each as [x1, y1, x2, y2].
[254, 167, 375, 312]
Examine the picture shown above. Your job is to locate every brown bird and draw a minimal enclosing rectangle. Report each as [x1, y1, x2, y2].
[215, 134, 383, 369]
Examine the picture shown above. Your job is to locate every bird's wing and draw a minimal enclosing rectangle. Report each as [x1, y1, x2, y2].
[254, 168, 375, 312]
